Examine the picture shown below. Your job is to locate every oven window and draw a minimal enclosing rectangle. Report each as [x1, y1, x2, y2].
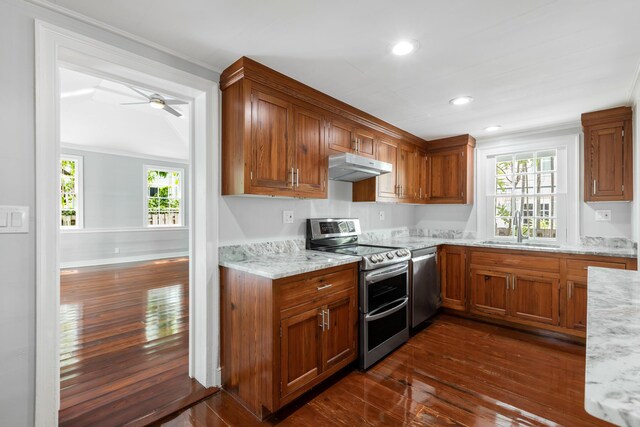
[368, 304, 407, 351]
[367, 273, 407, 312]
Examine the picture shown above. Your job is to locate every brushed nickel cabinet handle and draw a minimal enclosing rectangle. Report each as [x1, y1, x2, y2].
[568, 283, 573, 300]
[318, 310, 325, 331]
[593, 179, 597, 195]
[324, 309, 330, 330]
[513, 276, 517, 290]
[291, 167, 294, 188]
[317, 284, 333, 291]
[296, 168, 299, 187]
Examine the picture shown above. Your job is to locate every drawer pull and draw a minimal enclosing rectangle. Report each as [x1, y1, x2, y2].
[317, 284, 333, 291]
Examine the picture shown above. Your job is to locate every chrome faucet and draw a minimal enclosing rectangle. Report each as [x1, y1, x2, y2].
[514, 210, 527, 243]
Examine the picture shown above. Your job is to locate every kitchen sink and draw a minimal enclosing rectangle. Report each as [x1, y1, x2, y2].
[478, 240, 561, 249]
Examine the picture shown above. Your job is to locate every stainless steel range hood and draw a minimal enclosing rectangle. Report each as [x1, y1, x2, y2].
[328, 153, 392, 182]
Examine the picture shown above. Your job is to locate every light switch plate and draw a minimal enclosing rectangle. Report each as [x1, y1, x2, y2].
[595, 210, 611, 222]
[0, 206, 29, 233]
[282, 210, 294, 224]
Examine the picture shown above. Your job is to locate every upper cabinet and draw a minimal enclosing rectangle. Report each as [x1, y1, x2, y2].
[582, 106, 633, 202]
[425, 135, 475, 204]
[220, 58, 477, 204]
[220, 57, 427, 199]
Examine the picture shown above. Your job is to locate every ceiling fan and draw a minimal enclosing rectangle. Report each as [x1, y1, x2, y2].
[121, 86, 187, 117]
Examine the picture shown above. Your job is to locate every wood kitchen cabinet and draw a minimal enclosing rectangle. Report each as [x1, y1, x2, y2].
[398, 143, 419, 201]
[220, 263, 358, 419]
[425, 135, 475, 204]
[469, 268, 508, 317]
[582, 106, 633, 202]
[221, 57, 428, 199]
[509, 272, 559, 326]
[439, 246, 467, 311]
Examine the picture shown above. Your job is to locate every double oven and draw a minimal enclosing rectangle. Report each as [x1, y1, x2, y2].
[306, 218, 411, 369]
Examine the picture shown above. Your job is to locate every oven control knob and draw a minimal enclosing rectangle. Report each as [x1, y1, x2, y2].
[386, 252, 394, 260]
[395, 250, 404, 257]
[376, 255, 383, 262]
[369, 256, 378, 264]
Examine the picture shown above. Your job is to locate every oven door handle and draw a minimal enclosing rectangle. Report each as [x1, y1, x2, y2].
[365, 297, 408, 322]
[365, 264, 408, 284]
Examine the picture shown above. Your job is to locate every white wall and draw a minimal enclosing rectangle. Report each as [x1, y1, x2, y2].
[0, 1, 217, 425]
[219, 181, 416, 244]
[59, 149, 189, 265]
[632, 94, 640, 245]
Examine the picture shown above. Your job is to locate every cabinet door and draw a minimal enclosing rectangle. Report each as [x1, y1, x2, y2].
[354, 128, 376, 158]
[293, 107, 327, 197]
[509, 273, 559, 325]
[417, 150, 429, 202]
[327, 118, 356, 154]
[587, 125, 625, 200]
[566, 280, 587, 332]
[470, 269, 508, 317]
[376, 137, 399, 199]
[397, 144, 418, 200]
[440, 246, 467, 311]
[280, 306, 322, 398]
[428, 147, 465, 202]
[322, 291, 357, 372]
[251, 90, 294, 191]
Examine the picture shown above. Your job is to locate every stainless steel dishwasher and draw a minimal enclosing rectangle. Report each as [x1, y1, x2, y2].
[410, 247, 440, 328]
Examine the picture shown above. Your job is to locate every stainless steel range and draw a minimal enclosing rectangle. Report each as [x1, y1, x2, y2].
[306, 218, 411, 369]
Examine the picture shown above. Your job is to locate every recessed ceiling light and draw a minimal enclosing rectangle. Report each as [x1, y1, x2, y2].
[391, 40, 417, 56]
[485, 125, 502, 132]
[449, 96, 474, 106]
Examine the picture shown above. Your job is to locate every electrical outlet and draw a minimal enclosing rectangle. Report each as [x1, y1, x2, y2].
[282, 210, 294, 224]
[379, 211, 385, 221]
[595, 210, 611, 222]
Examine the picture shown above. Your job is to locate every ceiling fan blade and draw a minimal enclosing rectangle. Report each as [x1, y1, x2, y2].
[127, 86, 151, 100]
[164, 99, 188, 105]
[120, 102, 149, 105]
[163, 105, 183, 117]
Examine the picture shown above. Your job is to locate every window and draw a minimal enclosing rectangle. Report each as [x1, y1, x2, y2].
[60, 155, 83, 229]
[494, 150, 557, 239]
[145, 166, 183, 227]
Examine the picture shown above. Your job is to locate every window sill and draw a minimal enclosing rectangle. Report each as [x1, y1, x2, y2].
[60, 226, 188, 234]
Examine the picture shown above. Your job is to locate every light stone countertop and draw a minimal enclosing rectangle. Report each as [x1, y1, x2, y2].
[359, 236, 637, 259]
[218, 239, 360, 280]
[585, 267, 640, 427]
[218, 232, 635, 280]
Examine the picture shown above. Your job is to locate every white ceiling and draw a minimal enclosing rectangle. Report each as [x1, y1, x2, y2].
[48, 0, 640, 140]
[60, 68, 190, 160]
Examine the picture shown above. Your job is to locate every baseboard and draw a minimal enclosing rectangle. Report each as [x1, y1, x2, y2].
[60, 251, 189, 268]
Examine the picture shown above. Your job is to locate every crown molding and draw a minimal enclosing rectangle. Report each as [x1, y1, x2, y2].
[476, 121, 582, 144]
[23, 0, 222, 73]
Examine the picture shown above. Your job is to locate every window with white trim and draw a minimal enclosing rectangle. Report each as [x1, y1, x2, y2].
[493, 150, 558, 239]
[60, 155, 83, 229]
[145, 165, 183, 227]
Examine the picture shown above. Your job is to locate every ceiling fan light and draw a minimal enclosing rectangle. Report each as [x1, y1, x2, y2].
[149, 99, 165, 109]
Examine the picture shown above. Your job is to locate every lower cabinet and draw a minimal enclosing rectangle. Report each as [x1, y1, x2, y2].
[565, 279, 588, 332]
[509, 272, 559, 326]
[280, 290, 356, 399]
[443, 246, 636, 338]
[440, 246, 467, 311]
[469, 268, 508, 317]
[220, 263, 358, 419]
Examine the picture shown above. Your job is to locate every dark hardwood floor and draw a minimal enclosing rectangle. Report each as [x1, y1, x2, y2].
[159, 314, 609, 427]
[59, 257, 217, 427]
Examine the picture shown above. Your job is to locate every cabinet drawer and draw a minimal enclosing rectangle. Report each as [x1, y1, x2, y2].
[470, 251, 560, 273]
[566, 259, 627, 278]
[279, 267, 356, 310]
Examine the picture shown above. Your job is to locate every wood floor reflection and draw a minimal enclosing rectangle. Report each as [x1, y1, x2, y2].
[59, 258, 216, 427]
[160, 314, 610, 427]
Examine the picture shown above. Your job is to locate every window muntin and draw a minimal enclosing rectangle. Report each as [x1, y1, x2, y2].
[494, 150, 557, 239]
[145, 166, 183, 227]
[60, 156, 82, 229]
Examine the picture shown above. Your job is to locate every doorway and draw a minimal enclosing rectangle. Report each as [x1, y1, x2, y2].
[35, 22, 220, 427]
